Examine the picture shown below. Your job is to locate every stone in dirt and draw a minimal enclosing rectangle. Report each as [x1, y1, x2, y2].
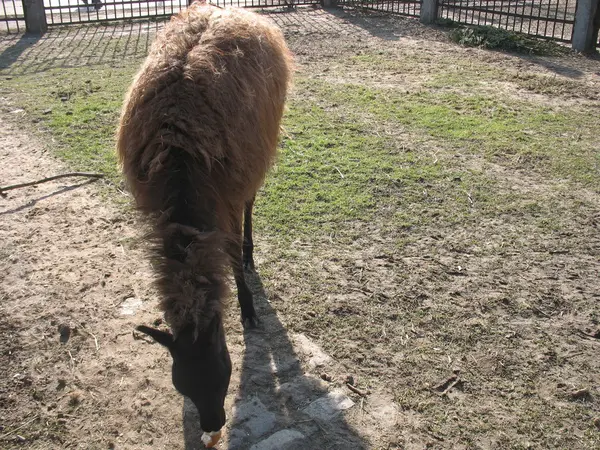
[302, 391, 354, 422]
[119, 297, 143, 316]
[249, 429, 306, 450]
[276, 374, 328, 408]
[230, 396, 277, 439]
[58, 323, 72, 343]
[368, 394, 399, 429]
[292, 333, 332, 370]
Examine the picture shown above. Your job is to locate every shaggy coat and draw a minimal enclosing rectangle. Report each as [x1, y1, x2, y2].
[117, 3, 292, 334]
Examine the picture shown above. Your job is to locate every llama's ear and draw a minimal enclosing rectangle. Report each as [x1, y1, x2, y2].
[136, 325, 174, 348]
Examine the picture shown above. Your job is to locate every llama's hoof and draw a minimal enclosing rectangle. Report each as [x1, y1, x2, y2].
[242, 314, 260, 330]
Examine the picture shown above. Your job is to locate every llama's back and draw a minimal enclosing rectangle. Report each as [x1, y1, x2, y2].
[117, 3, 292, 221]
[117, 4, 292, 331]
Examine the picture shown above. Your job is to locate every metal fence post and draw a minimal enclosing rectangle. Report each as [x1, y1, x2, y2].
[322, 0, 337, 7]
[24, 0, 47, 34]
[572, 0, 599, 52]
[420, 0, 439, 24]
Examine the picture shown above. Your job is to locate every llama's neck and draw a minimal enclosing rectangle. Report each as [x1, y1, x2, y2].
[154, 222, 229, 333]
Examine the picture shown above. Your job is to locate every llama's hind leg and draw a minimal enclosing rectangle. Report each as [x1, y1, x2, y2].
[231, 212, 259, 328]
[243, 196, 255, 270]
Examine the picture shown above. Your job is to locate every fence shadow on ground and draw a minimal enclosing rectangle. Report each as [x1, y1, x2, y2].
[0, 6, 441, 77]
[522, 56, 587, 78]
[265, 5, 414, 42]
[0, 34, 43, 71]
[181, 269, 367, 450]
[0, 5, 596, 80]
[327, 7, 590, 79]
[0, 19, 164, 75]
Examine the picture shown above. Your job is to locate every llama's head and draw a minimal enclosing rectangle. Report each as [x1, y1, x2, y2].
[137, 316, 231, 433]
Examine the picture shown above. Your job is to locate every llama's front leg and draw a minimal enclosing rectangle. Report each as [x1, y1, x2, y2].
[243, 196, 255, 270]
[231, 213, 259, 328]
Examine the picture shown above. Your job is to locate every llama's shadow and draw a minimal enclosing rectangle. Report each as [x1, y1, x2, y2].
[182, 269, 366, 449]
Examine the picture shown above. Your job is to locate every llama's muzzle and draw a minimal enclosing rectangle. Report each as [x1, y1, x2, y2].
[201, 429, 222, 448]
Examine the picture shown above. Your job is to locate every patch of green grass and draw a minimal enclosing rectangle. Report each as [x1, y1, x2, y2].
[5, 64, 597, 246]
[423, 63, 593, 99]
[3, 65, 139, 183]
[298, 79, 599, 188]
[4, 63, 470, 241]
[2, 62, 598, 246]
[256, 98, 466, 239]
[349, 52, 433, 75]
[348, 49, 597, 101]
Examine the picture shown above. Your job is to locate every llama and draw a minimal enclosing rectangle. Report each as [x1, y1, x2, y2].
[116, 2, 292, 442]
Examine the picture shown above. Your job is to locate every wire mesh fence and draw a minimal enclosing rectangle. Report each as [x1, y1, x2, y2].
[438, 0, 578, 42]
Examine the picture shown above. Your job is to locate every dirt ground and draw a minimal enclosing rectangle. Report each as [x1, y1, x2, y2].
[1, 5, 600, 450]
[0, 99, 384, 450]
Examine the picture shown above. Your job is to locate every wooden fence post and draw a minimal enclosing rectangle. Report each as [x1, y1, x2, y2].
[572, 0, 599, 52]
[24, 0, 47, 34]
[420, 0, 439, 24]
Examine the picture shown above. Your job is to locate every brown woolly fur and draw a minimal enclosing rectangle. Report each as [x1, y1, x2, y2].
[117, 3, 293, 334]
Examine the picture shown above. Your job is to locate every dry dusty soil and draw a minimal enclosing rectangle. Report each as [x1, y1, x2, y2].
[1, 5, 600, 450]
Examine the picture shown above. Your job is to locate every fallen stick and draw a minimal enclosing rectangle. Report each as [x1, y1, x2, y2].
[434, 374, 459, 392]
[0, 172, 104, 197]
[434, 370, 463, 396]
[346, 382, 370, 397]
[0, 415, 39, 440]
[75, 322, 100, 352]
[576, 328, 600, 340]
[439, 377, 462, 397]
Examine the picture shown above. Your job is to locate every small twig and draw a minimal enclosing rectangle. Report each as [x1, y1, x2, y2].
[73, 322, 99, 352]
[67, 350, 75, 371]
[466, 191, 474, 207]
[0, 172, 104, 197]
[439, 377, 462, 396]
[359, 397, 365, 423]
[563, 351, 585, 359]
[575, 328, 600, 340]
[570, 388, 592, 401]
[82, 328, 99, 352]
[434, 374, 458, 392]
[346, 383, 370, 397]
[532, 305, 552, 318]
[0, 415, 39, 440]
